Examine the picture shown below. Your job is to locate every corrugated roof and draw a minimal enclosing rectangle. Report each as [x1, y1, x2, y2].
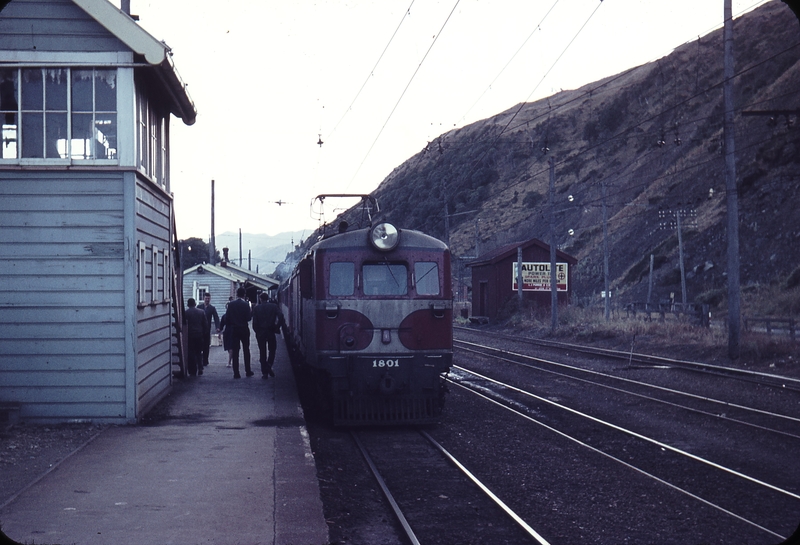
[467, 238, 577, 268]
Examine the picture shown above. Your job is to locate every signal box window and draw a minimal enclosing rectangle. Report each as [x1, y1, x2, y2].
[0, 67, 116, 161]
[363, 263, 407, 296]
[414, 262, 440, 295]
[329, 262, 354, 296]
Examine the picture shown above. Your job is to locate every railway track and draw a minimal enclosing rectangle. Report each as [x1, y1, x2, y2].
[454, 325, 800, 392]
[351, 428, 548, 544]
[448, 332, 800, 542]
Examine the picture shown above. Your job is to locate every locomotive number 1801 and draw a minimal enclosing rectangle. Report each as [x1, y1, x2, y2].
[373, 359, 400, 368]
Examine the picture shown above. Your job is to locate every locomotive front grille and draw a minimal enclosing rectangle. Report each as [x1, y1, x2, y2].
[333, 395, 441, 426]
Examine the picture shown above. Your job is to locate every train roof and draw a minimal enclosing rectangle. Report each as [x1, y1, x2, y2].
[311, 226, 448, 252]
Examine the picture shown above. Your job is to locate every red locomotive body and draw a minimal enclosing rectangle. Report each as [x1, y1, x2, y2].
[281, 220, 452, 425]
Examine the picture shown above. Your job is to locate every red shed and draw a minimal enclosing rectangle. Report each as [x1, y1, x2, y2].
[467, 238, 577, 319]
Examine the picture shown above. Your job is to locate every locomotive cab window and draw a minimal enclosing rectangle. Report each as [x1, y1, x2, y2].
[363, 263, 407, 296]
[414, 262, 440, 295]
[329, 262, 355, 296]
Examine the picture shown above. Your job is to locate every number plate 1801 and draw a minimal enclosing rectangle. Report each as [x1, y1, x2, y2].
[372, 359, 400, 368]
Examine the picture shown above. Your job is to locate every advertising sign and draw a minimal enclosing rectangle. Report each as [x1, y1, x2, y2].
[512, 262, 568, 292]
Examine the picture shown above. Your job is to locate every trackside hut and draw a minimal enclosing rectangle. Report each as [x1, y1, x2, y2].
[467, 238, 577, 319]
[0, 0, 196, 423]
[182, 262, 280, 309]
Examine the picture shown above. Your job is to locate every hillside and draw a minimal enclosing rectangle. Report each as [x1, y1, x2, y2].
[288, 1, 800, 313]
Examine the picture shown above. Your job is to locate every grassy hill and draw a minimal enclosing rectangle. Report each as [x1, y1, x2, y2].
[291, 1, 800, 321]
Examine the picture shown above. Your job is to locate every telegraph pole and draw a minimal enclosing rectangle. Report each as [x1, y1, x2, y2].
[724, 0, 741, 359]
[549, 157, 558, 331]
[601, 180, 610, 321]
[209, 179, 216, 265]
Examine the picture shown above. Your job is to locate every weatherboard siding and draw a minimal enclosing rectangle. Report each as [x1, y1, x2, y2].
[0, 0, 127, 53]
[133, 176, 173, 417]
[0, 169, 128, 422]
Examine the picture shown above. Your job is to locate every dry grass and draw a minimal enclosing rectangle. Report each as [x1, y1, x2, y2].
[491, 294, 798, 368]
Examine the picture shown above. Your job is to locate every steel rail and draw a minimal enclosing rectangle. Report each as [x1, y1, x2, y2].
[448, 379, 787, 541]
[451, 364, 800, 502]
[454, 325, 800, 390]
[351, 431, 420, 545]
[419, 430, 551, 545]
[455, 339, 800, 435]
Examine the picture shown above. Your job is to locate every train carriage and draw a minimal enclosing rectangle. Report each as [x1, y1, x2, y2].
[281, 206, 452, 426]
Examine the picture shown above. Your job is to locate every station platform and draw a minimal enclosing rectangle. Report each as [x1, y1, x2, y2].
[0, 336, 329, 545]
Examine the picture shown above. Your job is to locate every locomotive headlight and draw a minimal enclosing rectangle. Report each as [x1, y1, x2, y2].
[369, 222, 399, 251]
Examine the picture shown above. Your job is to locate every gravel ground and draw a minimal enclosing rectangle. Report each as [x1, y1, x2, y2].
[0, 423, 107, 509]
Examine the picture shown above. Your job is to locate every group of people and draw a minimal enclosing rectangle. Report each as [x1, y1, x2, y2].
[183, 287, 285, 380]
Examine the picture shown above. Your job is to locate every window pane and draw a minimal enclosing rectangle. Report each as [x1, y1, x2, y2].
[95, 113, 116, 159]
[45, 112, 67, 158]
[329, 262, 354, 296]
[21, 69, 43, 110]
[415, 262, 440, 295]
[95, 70, 116, 111]
[71, 112, 92, 159]
[45, 69, 67, 111]
[71, 70, 93, 112]
[363, 263, 407, 296]
[1, 69, 18, 159]
[21, 112, 43, 158]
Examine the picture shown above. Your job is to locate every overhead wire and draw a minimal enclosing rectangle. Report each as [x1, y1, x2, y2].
[325, 0, 416, 141]
[456, 0, 561, 127]
[346, 0, 462, 190]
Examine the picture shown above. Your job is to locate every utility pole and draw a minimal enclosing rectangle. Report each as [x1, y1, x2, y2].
[442, 178, 450, 247]
[676, 212, 687, 306]
[658, 208, 696, 306]
[724, 0, 741, 359]
[209, 179, 216, 265]
[549, 157, 558, 331]
[601, 180, 610, 321]
[517, 247, 523, 303]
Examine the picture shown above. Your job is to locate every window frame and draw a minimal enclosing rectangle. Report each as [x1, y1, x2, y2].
[0, 67, 118, 165]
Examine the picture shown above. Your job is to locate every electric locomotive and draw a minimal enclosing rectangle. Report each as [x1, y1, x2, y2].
[281, 197, 452, 426]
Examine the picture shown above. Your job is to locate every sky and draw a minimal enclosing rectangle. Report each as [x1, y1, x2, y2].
[118, 0, 771, 243]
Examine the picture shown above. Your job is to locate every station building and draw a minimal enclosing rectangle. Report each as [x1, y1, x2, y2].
[467, 238, 577, 320]
[0, 0, 196, 423]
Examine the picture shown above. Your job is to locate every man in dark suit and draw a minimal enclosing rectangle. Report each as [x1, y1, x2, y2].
[225, 287, 253, 379]
[199, 292, 220, 367]
[252, 292, 285, 379]
[183, 298, 209, 377]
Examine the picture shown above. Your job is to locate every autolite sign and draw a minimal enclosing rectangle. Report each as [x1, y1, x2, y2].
[512, 262, 568, 291]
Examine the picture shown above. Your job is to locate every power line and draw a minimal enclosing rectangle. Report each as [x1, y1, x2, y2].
[456, 0, 561, 126]
[346, 0, 462, 190]
[325, 0, 416, 141]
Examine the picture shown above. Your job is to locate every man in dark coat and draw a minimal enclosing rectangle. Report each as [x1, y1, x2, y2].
[252, 292, 285, 379]
[225, 287, 253, 379]
[183, 298, 209, 377]
[198, 292, 221, 367]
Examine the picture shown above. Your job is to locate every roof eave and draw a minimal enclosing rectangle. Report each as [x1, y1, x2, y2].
[72, 0, 196, 126]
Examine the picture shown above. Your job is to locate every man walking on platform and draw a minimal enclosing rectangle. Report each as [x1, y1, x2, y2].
[226, 287, 253, 378]
[183, 298, 209, 377]
[199, 292, 220, 368]
[252, 292, 285, 379]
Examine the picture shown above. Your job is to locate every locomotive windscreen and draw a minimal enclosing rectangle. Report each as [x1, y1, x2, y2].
[414, 262, 439, 295]
[363, 263, 407, 295]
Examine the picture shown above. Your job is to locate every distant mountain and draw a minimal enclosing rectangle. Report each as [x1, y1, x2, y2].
[289, 1, 800, 308]
[215, 230, 308, 278]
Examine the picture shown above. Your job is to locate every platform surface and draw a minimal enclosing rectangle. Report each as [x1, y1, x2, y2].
[0, 336, 328, 545]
